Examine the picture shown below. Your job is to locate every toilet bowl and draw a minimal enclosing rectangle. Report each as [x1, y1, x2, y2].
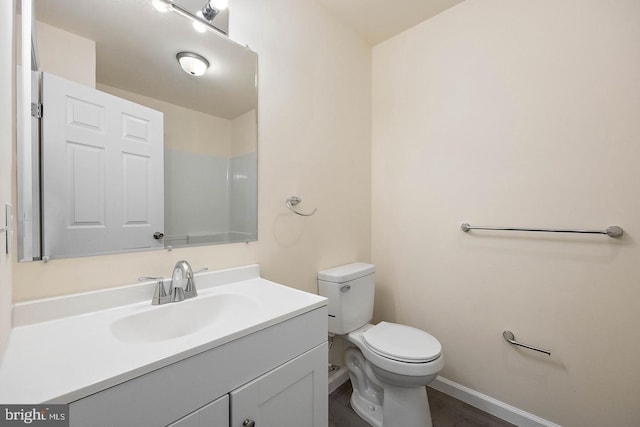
[346, 323, 443, 427]
[318, 263, 444, 427]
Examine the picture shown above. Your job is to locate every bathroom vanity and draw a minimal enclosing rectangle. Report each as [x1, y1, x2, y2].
[0, 265, 328, 427]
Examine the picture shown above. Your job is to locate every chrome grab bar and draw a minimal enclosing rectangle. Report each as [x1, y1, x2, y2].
[503, 331, 550, 356]
[461, 223, 623, 238]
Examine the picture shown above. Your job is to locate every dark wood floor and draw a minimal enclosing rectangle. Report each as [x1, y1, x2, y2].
[329, 381, 516, 427]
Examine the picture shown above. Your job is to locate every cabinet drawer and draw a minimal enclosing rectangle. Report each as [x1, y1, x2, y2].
[168, 395, 229, 427]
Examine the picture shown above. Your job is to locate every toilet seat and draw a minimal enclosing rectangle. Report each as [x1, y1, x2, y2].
[363, 322, 441, 363]
[348, 323, 444, 378]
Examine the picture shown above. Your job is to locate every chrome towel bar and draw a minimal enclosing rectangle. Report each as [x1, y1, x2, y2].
[461, 223, 623, 238]
[503, 331, 550, 356]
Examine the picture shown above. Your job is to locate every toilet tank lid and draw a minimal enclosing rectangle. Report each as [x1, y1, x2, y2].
[318, 262, 375, 283]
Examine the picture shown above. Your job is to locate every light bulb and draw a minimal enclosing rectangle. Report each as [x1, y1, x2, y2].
[152, 0, 169, 12]
[193, 12, 208, 32]
[209, 0, 228, 11]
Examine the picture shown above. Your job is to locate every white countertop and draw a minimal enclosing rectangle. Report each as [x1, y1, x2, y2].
[0, 265, 326, 404]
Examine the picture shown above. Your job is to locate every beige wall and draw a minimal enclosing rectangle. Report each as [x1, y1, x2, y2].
[97, 83, 233, 157]
[36, 20, 95, 88]
[372, 1, 640, 426]
[12, 0, 371, 301]
[6, 0, 638, 424]
[0, 1, 14, 358]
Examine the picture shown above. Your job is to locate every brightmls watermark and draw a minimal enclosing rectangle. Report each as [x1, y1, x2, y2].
[0, 405, 68, 426]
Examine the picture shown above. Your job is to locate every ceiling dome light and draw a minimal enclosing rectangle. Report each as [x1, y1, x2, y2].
[176, 52, 209, 76]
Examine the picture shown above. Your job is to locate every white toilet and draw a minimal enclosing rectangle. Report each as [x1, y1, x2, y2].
[318, 262, 443, 427]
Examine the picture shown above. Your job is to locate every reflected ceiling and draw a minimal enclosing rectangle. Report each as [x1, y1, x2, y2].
[35, 0, 254, 119]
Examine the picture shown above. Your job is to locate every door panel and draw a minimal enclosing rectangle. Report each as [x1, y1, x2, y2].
[66, 96, 105, 131]
[66, 142, 105, 226]
[122, 152, 150, 224]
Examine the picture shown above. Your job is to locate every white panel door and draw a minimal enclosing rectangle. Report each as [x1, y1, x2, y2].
[230, 344, 328, 427]
[42, 72, 164, 258]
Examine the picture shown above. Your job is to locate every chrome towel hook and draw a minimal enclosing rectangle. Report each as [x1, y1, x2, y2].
[286, 196, 317, 217]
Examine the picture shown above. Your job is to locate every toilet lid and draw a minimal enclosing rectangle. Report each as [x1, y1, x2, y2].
[363, 322, 441, 363]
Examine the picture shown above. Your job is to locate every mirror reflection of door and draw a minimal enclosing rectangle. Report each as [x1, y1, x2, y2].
[42, 72, 164, 258]
[16, 67, 42, 261]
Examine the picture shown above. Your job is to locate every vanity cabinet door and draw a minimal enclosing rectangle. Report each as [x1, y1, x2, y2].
[230, 343, 327, 427]
[167, 395, 229, 427]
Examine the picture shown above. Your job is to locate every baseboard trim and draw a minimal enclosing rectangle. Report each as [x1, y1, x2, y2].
[328, 366, 349, 394]
[430, 376, 562, 427]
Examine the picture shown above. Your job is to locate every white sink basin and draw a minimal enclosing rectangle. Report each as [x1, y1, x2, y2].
[0, 265, 327, 404]
[110, 293, 259, 344]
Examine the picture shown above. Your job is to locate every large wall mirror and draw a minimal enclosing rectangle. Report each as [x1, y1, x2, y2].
[16, 0, 258, 262]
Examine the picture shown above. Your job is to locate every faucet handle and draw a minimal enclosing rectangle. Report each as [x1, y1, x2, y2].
[139, 276, 168, 305]
[185, 267, 208, 298]
[183, 266, 197, 298]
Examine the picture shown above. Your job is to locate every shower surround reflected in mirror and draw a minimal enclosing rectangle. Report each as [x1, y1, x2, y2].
[17, 0, 258, 261]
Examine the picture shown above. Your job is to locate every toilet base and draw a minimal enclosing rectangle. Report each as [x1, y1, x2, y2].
[346, 347, 384, 426]
[382, 384, 432, 427]
[351, 383, 433, 427]
[351, 388, 383, 427]
[345, 346, 434, 427]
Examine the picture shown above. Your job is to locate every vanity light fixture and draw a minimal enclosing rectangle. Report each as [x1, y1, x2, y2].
[153, 0, 228, 35]
[200, 0, 228, 21]
[176, 52, 209, 76]
[151, 0, 169, 13]
[192, 15, 208, 33]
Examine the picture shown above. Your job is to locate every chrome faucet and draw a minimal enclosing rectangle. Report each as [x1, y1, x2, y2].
[171, 260, 197, 300]
[140, 260, 204, 305]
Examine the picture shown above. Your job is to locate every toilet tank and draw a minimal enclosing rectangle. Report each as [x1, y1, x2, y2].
[317, 262, 375, 335]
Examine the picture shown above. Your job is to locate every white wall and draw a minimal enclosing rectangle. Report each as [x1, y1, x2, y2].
[229, 152, 257, 236]
[0, 1, 14, 358]
[372, 1, 640, 426]
[230, 110, 258, 237]
[12, 0, 371, 301]
[164, 149, 230, 243]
